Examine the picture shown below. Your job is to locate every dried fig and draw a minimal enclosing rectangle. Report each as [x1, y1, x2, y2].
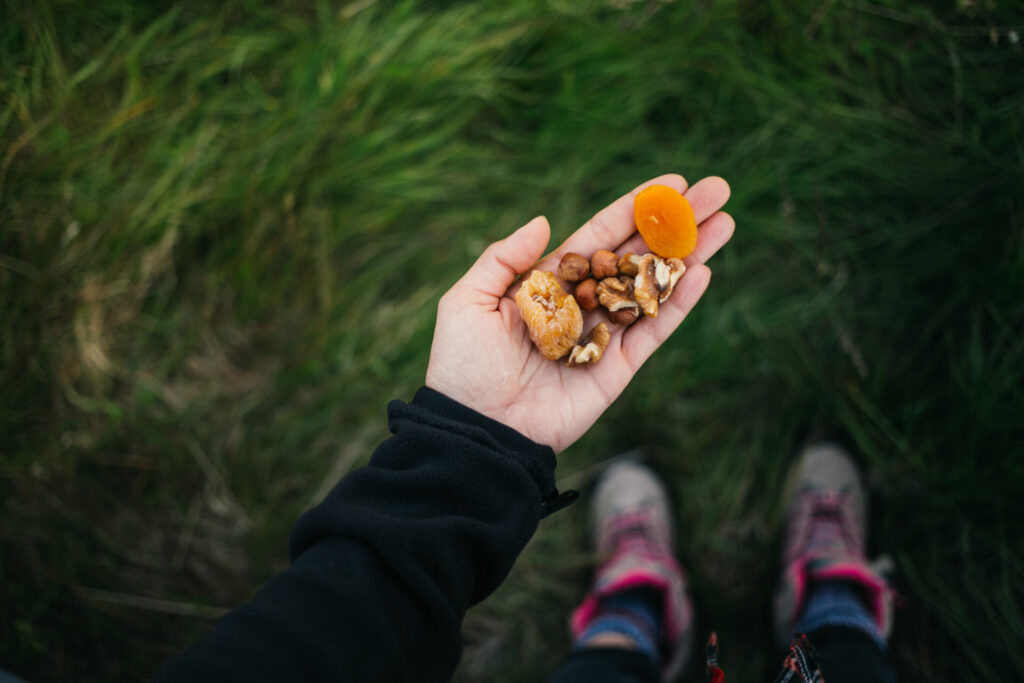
[515, 270, 583, 360]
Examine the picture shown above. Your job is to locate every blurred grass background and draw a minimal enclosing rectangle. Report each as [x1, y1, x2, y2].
[2, 0, 1022, 680]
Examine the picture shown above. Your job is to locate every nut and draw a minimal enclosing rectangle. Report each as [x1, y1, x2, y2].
[558, 252, 590, 282]
[590, 249, 619, 279]
[595, 276, 639, 313]
[515, 270, 583, 359]
[633, 254, 686, 318]
[608, 307, 640, 326]
[574, 278, 599, 310]
[567, 323, 611, 367]
[617, 252, 644, 277]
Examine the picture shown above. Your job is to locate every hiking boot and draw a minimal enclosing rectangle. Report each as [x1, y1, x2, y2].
[772, 442, 894, 647]
[570, 455, 694, 681]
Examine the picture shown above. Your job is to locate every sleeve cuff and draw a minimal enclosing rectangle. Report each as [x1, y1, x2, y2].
[408, 387, 573, 517]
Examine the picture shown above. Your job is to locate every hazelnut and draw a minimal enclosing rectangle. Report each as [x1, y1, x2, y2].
[558, 252, 590, 282]
[608, 307, 640, 326]
[566, 323, 611, 367]
[618, 252, 643, 277]
[634, 254, 686, 318]
[590, 249, 619, 279]
[574, 278, 599, 310]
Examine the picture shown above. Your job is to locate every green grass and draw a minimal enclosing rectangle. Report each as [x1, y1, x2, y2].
[2, 0, 1022, 680]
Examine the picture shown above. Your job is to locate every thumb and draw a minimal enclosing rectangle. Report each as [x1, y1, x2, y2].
[457, 216, 551, 301]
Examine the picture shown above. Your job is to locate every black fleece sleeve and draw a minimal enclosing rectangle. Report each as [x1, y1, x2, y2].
[154, 387, 574, 683]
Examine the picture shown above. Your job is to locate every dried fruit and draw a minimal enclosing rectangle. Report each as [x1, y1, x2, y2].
[574, 278, 600, 310]
[567, 323, 611, 367]
[634, 185, 698, 259]
[634, 254, 686, 318]
[596, 276, 639, 314]
[558, 252, 590, 282]
[590, 249, 619, 279]
[515, 270, 583, 360]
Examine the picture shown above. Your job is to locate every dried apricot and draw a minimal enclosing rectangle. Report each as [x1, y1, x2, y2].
[633, 185, 698, 259]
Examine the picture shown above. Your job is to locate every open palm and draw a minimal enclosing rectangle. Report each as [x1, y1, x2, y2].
[426, 174, 733, 453]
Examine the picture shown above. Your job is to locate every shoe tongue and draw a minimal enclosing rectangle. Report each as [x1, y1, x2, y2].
[599, 506, 668, 554]
[804, 493, 855, 556]
[806, 515, 846, 555]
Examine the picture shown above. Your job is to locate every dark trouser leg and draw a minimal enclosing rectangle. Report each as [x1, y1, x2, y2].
[546, 647, 660, 683]
[807, 626, 897, 683]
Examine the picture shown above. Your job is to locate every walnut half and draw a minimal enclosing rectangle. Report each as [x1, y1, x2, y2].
[567, 323, 611, 367]
[634, 254, 686, 317]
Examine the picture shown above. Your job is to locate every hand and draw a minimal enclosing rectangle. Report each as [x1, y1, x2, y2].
[425, 174, 733, 453]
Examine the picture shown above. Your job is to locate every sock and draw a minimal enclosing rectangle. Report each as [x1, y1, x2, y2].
[574, 587, 663, 665]
[797, 580, 887, 650]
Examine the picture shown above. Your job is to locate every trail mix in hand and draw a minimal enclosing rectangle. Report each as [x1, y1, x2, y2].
[514, 249, 686, 366]
[514, 184, 695, 367]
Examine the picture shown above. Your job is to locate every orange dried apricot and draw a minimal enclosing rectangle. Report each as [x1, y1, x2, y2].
[633, 184, 698, 259]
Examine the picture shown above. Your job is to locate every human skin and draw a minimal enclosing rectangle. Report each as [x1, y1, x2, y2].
[425, 174, 734, 454]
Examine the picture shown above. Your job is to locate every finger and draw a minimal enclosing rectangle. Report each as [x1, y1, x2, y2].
[619, 264, 712, 372]
[688, 211, 734, 265]
[549, 174, 688, 262]
[686, 176, 731, 225]
[455, 216, 551, 304]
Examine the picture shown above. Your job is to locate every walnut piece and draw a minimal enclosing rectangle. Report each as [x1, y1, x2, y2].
[617, 252, 644, 277]
[574, 278, 599, 310]
[633, 254, 686, 318]
[595, 276, 639, 313]
[567, 323, 611, 367]
[515, 270, 583, 359]
[590, 249, 619, 279]
[558, 252, 590, 282]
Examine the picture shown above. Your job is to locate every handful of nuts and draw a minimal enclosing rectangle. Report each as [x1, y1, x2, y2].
[515, 248, 686, 367]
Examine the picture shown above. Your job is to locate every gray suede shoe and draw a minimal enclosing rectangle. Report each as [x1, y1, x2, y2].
[571, 456, 694, 681]
[772, 443, 895, 647]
